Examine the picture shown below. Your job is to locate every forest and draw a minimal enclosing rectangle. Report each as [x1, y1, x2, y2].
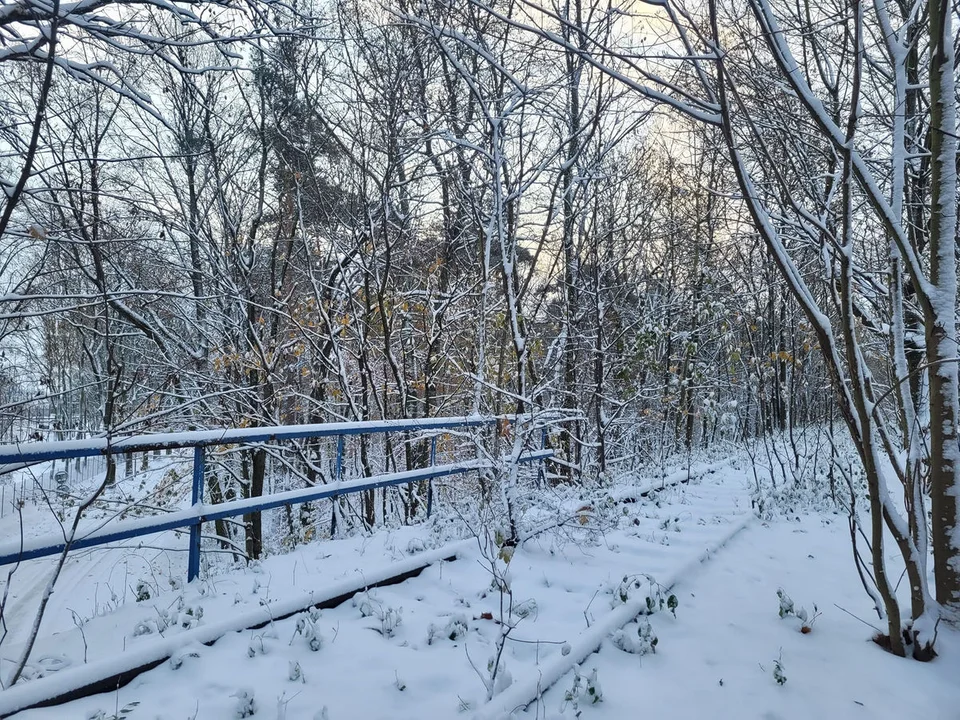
[0, 0, 959, 713]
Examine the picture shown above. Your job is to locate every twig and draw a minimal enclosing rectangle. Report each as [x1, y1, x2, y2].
[833, 603, 882, 633]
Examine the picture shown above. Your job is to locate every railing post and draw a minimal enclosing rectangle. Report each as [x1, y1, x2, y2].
[187, 445, 205, 583]
[538, 428, 547, 487]
[331, 435, 344, 537]
[426, 434, 437, 518]
[335, 435, 344, 482]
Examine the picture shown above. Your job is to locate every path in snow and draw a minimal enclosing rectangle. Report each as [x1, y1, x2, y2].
[522, 516, 960, 720]
[7, 468, 752, 719]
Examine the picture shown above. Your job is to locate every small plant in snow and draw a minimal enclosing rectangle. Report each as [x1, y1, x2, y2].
[427, 614, 469, 644]
[177, 604, 204, 629]
[232, 687, 256, 718]
[513, 597, 538, 620]
[395, 671, 407, 691]
[134, 580, 152, 602]
[288, 661, 304, 683]
[376, 606, 403, 638]
[612, 576, 641, 605]
[291, 608, 325, 651]
[561, 666, 602, 716]
[773, 653, 787, 686]
[777, 588, 794, 618]
[659, 516, 681, 532]
[610, 575, 678, 617]
[132, 620, 154, 637]
[352, 591, 376, 618]
[776, 588, 820, 632]
[248, 633, 268, 657]
[644, 582, 678, 617]
[611, 617, 658, 656]
[86, 703, 140, 720]
[486, 653, 512, 696]
[275, 693, 293, 720]
[169, 647, 200, 670]
[406, 537, 426, 554]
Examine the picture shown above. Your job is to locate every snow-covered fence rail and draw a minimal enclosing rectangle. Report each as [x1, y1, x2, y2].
[0, 416, 552, 582]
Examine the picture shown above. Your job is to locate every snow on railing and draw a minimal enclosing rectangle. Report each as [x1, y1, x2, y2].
[0, 417, 552, 581]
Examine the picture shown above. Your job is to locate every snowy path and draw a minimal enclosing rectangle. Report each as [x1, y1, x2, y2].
[521, 517, 960, 720]
[6, 466, 956, 720]
[6, 470, 753, 719]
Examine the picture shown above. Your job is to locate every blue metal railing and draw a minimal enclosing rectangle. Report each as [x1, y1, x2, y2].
[0, 416, 552, 581]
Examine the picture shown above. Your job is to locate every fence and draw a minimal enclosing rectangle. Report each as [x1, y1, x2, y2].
[0, 416, 552, 581]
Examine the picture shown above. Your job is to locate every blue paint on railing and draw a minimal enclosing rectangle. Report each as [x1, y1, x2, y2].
[0, 417, 552, 582]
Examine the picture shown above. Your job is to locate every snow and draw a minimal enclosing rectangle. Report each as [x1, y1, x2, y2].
[2, 463, 955, 719]
[521, 516, 960, 720]
[0, 415, 494, 466]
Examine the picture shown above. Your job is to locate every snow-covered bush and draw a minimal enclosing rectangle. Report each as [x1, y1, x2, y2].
[176, 603, 204, 629]
[288, 661, 304, 683]
[292, 608, 325, 651]
[611, 617, 658, 656]
[248, 633, 269, 657]
[513, 597, 538, 620]
[377, 606, 403, 638]
[406, 537, 427, 554]
[777, 588, 820, 633]
[232, 688, 256, 718]
[772, 654, 787, 686]
[169, 647, 201, 670]
[561, 666, 602, 715]
[427, 614, 469, 644]
[609, 574, 678, 617]
[352, 591, 376, 618]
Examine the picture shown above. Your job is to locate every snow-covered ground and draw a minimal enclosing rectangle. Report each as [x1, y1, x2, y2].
[2, 463, 958, 719]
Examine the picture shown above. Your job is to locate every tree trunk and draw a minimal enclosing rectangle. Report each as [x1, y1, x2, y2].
[926, 0, 960, 612]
